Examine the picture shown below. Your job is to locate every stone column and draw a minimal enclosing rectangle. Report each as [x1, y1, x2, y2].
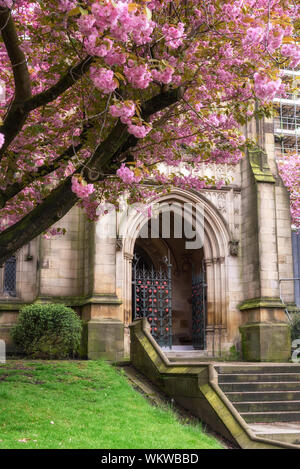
[122, 252, 134, 356]
[239, 145, 292, 362]
[83, 210, 124, 361]
[204, 258, 215, 355]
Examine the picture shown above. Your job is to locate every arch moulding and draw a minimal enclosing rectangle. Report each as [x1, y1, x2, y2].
[116, 188, 232, 354]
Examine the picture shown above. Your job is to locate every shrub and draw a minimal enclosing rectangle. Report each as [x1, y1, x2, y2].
[11, 303, 82, 359]
[291, 314, 300, 342]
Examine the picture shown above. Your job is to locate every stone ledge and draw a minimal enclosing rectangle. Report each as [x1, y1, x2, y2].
[35, 295, 123, 307]
[0, 295, 123, 311]
[239, 297, 285, 311]
[0, 301, 28, 311]
[248, 147, 276, 184]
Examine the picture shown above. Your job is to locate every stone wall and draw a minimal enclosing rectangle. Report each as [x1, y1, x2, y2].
[0, 123, 295, 360]
[38, 206, 87, 299]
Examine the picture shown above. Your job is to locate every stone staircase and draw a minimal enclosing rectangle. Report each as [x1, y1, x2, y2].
[216, 364, 300, 445]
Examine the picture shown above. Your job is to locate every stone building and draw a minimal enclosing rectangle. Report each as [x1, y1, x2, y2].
[0, 112, 298, 362]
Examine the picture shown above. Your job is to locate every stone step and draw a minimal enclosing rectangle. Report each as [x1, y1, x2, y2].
[225, 391, 300, 402]
[233, 401, 300, 413]
[240, 411, 300, 424]
[216, 365, 300, 375]
[216, 365, 300, 444]
[249, 423, 300, 446]
[219, 373, 300, 383]
[167, 357, 212, 362]
[253, 432, 300, 446]
[220, 381, 300, 392]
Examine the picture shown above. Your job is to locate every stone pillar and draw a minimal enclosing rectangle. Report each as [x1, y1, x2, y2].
[122, 252, 134, 356]
[204, 258, 215, 355]
[239, 144, 292, 362]
[83, 210, 124, 360]
[84, 318, 124, 361]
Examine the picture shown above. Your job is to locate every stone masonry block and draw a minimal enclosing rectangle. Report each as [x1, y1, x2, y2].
[240, 323, 291, 362]
[86, 318, 124, 361]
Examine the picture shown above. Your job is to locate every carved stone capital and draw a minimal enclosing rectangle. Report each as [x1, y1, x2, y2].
[204, 258, 213, 266]
[124, 252, 134, 261]
[116, 236, 123, 251]
[229, 240, 239, 256]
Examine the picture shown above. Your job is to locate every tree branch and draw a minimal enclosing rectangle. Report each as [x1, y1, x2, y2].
[0, 142, 82, 208]
[84, 86, 184, 178]
[0, 177, 78, 262]
[24, 56, 94, 112]
[0, 86, 184, 263]
[0, 121, 93, 208]
[0, 55, 94, 158]
[0, 7, 32, 102]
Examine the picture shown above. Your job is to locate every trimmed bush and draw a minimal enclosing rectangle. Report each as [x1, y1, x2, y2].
[291, 314, 300, 342]
[11, 303, 82, 359]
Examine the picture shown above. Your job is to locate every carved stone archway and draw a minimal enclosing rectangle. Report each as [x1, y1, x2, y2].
[116, 188, 232, 355]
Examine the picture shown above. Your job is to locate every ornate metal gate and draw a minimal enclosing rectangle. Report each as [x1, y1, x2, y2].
[132, 256, 172, 348]
[192, 267, 207, 350]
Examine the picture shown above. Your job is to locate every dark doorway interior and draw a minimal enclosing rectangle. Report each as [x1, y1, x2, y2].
[132, 213, 206, 349]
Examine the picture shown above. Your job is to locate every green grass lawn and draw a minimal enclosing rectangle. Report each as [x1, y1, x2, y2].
[0, 360, 222, 449]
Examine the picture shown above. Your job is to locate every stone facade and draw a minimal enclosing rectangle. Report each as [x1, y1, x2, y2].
[0, 117, 296, 361]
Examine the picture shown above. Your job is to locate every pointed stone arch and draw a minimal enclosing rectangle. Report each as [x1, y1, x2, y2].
[116, 188, 234, 355]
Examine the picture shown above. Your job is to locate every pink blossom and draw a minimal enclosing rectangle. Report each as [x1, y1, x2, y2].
[124, 64, 152, 89]
[127, 123, 152, 139]
[105, 49, 127, 66]
[278, 153, 300, 230]
[281, 44, 300, 69]
[85, 37, 113, 58]
[243, 27, 265, 47]
[116, 164, 141, 184]
[58, 0, 76, 12]
[77, 14, 96, 35]
[254, 73, 282, 101]
[71, 176, 95, 199]
[0, 0, 299, 231]
[162, 23, 185, 49]
[151, 67, 174, 84]
[90, 67, 118, 94]
[109, 101, 136, 124]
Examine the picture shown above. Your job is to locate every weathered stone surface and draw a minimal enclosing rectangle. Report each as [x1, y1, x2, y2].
[86, 318, 124, 361]
[129, 319, 294, 449]
[240, 323, 291, 362]
[0, 123, 296, 361]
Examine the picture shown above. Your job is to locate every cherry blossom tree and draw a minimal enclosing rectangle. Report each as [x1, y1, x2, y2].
[278, 152, 300, 230]
[0, 0, 299, 263]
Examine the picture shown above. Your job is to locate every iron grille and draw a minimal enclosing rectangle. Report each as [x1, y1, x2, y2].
[192, 269, 207, 350]
[133, 258, 172, 348]
[3, 256, 17, 297]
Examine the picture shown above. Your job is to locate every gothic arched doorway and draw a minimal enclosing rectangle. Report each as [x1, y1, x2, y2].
[131, 209, 207, 350]
[119, 188, 232, 356]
